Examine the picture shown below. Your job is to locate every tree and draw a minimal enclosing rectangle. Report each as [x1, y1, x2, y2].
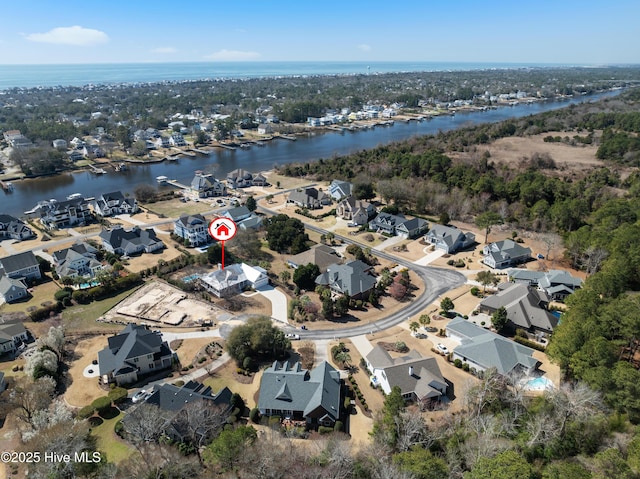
[464, 450, 532, 479]
[440, 297, 454, 314]
[172, 401, 230, 456]
[409, 321, 420, 335]
[491, 306, 508, 332]
[279, 270, 291, 284]
[439, 211, 450, 225]
[334, 295, 350, 317]
[225, 316, 290, 366]
[322, 297, 334, 319]
[13, 376, 57, 427]
[292, 263, 320, 291]
[394, 446, 449, 479]
[372, 386, 405, 450]
[25, 348, 59, 380]
[353, 181, 376, 200]
[203, 425, 257, 472]
[123, 402, 168, 445]
[475, 211, 503, 244]
[265, 214, 309, 254]
[476, 270, 499, 294]
[37, 325, 65, 362]
[418, 314, 431, 329]
[245, 195, 257, 212]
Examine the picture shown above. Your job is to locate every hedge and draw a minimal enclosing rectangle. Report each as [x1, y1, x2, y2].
[513, 336, 546, 352]
[91, 396, 113, 415]
[77, 405, 96, 419]
[108, 387, 128, 404]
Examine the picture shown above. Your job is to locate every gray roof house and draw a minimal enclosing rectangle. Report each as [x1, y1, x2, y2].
[124, 381, 233, 443]
[0, 215, 35, 241]
[479, 283, 558, 334]
[37, 197, 93, 230]
[446, 317, 540, 375]
[0, 276, 28, 304]
[52, 242, 105, 279]
[0, 321, 29, 355]
[425, 224, 476, 254]
[287, 188, 332, 209]
[258, 361, 341, 427]
[227, 169, 262, 188]
[369, 213, 429, 239]
[99, 226, 165, 256]
[483, 240, 532, 269]
[336, 197, 376, 226]
[190, 173, 226, 198]
[0, 251, 41, 281]
[92, 191, 138, 217]
[174, 214, 210, 246]
[328, 180, 353, 200]
[288, 244, 342, 273]
[365, 345, 447, 403]
[97, 324, 173, 386]
[221, 206, 252, 223]
[315, 260, 376, 299]
[509, 269, 583, 301]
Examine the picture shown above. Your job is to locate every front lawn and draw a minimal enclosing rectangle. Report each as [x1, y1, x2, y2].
[61, 286, 142, 332]
[90, 411, 137, 464]
[0, 277, 61, 314]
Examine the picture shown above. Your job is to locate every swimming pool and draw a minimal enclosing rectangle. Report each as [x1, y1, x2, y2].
[524, 376, 554, 391]
[182, 274, 201, 283]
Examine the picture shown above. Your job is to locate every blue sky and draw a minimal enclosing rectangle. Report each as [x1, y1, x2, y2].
[0, 0, 637, 65]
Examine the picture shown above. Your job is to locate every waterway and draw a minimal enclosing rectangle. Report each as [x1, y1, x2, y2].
[3, 91, 620, 217]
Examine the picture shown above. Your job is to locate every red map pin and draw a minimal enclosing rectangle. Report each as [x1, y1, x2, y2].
[208, 217, 237, 269]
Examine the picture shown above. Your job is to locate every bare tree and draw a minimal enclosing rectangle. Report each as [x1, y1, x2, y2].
[583, 246, 609, 275]
[37, 325, 65, 362]
[12, 376, 56, 427]
[171, 400, 230, 454]
[123, 403, 168, 445]
[537, 232, 562, 263]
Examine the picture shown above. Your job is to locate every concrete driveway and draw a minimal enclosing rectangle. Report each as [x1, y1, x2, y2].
[256, 285, 289, 324]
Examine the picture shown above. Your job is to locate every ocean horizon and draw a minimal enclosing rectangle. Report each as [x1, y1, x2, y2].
[0, 61, 591, 90]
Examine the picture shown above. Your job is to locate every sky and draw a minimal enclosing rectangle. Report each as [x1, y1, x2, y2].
[0, 0, 638, 65]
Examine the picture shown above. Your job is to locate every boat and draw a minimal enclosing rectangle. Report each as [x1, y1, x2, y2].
[1, 181, 14, 192]
[66, 193, 83, 200]
[156, 176, 169, 184]
[240, 143, 251, 149]
[114, 162, 127, 171]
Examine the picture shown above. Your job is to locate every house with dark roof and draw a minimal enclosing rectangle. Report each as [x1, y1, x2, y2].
[0, 251, 41, 282]
[174, 214, 210, 246]
[287, 188, 332, 209]
[315, 260, 376, 299]
[0, 321, 29, 355]
[288, 244, 342, 273]
[0, 215, 35, 241]
[508, 269, 583, 301]
[97, 324, 173, 385]
[92, 191, 138, 217]
[37, 197, 93, 230]
[258, 361, 341, 428]
[479, 283, 558, 334]
[425, 224, 476, 254]
[369, 213, 428, 239]
[227, 169, 263, 188]
[190, 173, 226, 198]
[365, 345, 447, 403]
[336, 197, 376, 226]
[396, 217, 429, 239]
[328, 180, 353, 200]
[446, 317, 540, 376]
[124, 380, 233, 443]
[482, 240, 531, 269]
[52, 242, 105, 279]
[99, 226, 165, 256]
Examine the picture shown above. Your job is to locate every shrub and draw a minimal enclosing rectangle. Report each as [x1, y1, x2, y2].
[54, 289, 72, 301]
[454, 359, 462, 368]
[91, 396, 113, 415]
[462, 363, 470, 372]
[447, 259, 455, 266]
[108, 387, 128, 404]
[173, 380, 185, 387]
[334, 421, 343, 432]
[318, 426, 334, 434]
[77, 405, 96, 419]
[470, 286, 480, 297]
[514, 336, 546, 351]
[114, 419, 124, 437]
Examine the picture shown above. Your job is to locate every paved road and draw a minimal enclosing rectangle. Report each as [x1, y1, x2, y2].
[257, 204, 466, 341]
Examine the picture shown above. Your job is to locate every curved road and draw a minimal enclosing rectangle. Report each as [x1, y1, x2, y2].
[258, 204, 466, 340]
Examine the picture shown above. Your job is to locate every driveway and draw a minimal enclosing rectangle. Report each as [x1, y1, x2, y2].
[373, 235, 405, 251]
[256, 285, 289, 324]
[413, 248, 446, 266]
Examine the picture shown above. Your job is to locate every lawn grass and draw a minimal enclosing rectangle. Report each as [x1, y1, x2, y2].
[142, 198, 211, 218]
[90, 411, 137, 464]
[61, 286, 142, 332]
[0, 278, 61, 315]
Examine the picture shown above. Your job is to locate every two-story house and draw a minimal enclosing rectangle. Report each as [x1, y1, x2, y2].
[92, 191, 138, 217]
[52, 242, 105, 280]
[0, 321, 29, 355]
[315, 260, 376, 300]
[425, 224, 476, 254]
[287, 188, 331, 209]
[335, 197, 376, 226]
[483, 240, 532, 269]
[97, 324, 174, 386]
[0, 251, 41, 282]
[0, 215, 35, 241]
[174, 214, 210, 246]
[190, 173, 226, 198]
[38, 197, 93, 230]
[99, 226, 165, 256]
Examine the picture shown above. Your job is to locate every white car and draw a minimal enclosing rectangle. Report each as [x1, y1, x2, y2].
[436, 343, 449, 355]
[132, 389, 149, 403]
[285, 333, 300, 340]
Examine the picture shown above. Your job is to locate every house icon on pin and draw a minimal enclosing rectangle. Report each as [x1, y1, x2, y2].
[216, 223, 230, 237]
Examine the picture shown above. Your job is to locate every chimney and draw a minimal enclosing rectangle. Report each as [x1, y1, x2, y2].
[409, 366, 414, 377]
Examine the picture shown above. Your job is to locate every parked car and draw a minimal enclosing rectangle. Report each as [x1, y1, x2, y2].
[425, 327, 438, 333]
[132, 389, 149, 403]
[285, 333, 300, 340]
[436, 343, 449, 355]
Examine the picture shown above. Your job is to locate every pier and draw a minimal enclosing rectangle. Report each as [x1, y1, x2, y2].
[88, 165, 107, 174]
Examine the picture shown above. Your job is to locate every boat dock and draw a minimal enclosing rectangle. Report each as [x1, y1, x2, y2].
[0, 181, 14, 192]
[89, 165, 107, 174]
[278, 134, 297, 141]
[156, 176, 189, 190]
[216, 143, 237, 150]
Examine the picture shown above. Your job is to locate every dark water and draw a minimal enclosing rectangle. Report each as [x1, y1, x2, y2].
[4, 91, 620, 217]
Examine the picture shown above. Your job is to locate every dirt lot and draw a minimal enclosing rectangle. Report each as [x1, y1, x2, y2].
[103, 281, 221, 326]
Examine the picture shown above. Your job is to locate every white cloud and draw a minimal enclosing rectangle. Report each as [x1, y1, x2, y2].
[204, 49, 260, 61]
[26, 26, 108, 46]
[152, 47, 177, 54]
[357, 44, 372, 52]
